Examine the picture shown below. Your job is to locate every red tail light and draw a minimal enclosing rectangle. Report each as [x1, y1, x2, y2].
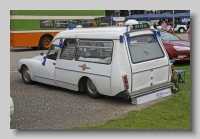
[171, 64, 175, 76]
[123, 75, 129, 90]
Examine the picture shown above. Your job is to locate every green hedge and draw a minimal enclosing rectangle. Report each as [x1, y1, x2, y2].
[10, 10, 105, 16]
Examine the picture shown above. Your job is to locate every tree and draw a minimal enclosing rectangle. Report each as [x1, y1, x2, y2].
[120, 10, 129, 16]
[105, 10, 116, 16]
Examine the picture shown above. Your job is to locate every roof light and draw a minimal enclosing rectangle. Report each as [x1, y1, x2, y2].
[69, 23, 74, 30]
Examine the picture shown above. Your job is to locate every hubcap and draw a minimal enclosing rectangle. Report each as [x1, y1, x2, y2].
[43, 39, 51, 48]
[23, 67, 31, 82]
[87, 79, 97, 94]
[180, 29, 184, 33]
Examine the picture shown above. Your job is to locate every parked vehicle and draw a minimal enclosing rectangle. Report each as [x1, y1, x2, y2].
[160, 31, 190, 61]
[173, 24, 187, 33]
[17, 20, 174, 104]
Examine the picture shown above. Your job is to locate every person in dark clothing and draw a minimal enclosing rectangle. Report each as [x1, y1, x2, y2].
[153, 22, 157, 29]
[187, 21, 190, 30]
[174, 19, 179, 28]
[158, 19, 162, 25]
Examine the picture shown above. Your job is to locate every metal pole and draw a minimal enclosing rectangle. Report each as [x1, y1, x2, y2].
[172, 10, 174, 34]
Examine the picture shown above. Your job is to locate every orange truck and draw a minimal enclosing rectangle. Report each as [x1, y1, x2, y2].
[10, 10, 105, 50]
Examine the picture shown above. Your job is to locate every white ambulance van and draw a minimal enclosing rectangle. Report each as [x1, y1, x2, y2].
[18, 20, 175, 104]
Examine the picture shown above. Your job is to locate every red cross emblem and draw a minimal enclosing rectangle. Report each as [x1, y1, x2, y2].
[78, 63, 90, 71]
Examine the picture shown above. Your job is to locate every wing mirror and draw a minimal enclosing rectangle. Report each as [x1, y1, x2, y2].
[40, 52, 44, 56]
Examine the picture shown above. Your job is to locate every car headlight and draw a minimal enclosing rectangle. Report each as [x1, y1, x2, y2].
[173, 46, 190, 51]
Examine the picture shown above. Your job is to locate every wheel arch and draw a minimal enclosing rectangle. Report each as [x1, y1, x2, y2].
[19, 61, 36, 81]
[78, 76, 100, 93]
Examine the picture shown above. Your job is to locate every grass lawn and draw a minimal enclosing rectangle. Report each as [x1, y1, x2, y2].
[71, 62, 190, 130]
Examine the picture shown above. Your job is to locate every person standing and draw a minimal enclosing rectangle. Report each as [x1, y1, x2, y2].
[187, 26, 190, 41]
[161, 20, 168, 31]
[174, 19, 179, 28]
[158, 19, 162, 26]
[93, 22, 97, 28]
[165, 19, 169, 25]
[153, 22, 157, 29]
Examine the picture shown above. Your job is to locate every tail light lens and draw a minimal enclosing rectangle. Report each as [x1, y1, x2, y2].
[123, 75, 129, 90]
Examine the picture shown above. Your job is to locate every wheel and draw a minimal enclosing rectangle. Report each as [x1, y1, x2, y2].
[40, 37, 52, 50]
[178, 28, 185, 33]
[85, 78, 103, 99]
[21, 66, 34, 84]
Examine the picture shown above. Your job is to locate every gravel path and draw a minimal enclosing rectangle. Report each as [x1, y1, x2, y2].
[10, 71, 172, 129]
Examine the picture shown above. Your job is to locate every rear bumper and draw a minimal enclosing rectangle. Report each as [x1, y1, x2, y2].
[130, 82, 174, 98]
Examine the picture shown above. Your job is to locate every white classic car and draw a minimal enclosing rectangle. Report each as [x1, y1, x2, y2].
[17, 21, 175, 104]
[10, 97, 14, 121]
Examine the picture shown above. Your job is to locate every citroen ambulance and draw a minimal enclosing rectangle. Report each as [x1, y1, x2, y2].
[18, 19, 175, 104]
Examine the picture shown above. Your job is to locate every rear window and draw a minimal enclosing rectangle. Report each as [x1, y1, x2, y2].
[128, 35, 164, 63]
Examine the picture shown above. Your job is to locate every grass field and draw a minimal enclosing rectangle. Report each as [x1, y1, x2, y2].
[71, 62, 190, 130]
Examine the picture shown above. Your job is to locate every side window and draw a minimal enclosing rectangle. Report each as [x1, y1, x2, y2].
[46, 45, 60, 60]
[40, 20, 54, 28]
[60, 39, 77, 60]
[75, 40, 113, 64]
[55, 20, 68, 28]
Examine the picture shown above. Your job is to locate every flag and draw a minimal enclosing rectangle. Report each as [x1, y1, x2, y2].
[59, 38, 64, 48]
[42, 56, 46, 66]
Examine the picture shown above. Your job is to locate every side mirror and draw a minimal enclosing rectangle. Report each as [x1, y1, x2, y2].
[40, 52, 44, 56]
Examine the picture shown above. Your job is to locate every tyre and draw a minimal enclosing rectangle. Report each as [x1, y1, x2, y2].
[178, 27, 185, 33]
[31, 47, 40, 50]
[40, 37, 52, 50]
[85, 78, 103, 99]
[21, 65, 34, 84]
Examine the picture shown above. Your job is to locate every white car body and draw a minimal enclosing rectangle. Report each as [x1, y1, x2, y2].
[18, 24, 174, 104]
[173, 24, 187, 33]
[10, 97, 14, 121]
[157, 24, 187, 33]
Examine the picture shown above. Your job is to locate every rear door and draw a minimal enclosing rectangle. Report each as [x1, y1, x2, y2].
[127, 33, 170, 93]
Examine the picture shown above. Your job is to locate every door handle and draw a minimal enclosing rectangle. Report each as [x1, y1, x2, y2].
[53, 62, 56, 65]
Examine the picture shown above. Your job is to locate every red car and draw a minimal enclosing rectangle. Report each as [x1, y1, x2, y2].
[160, 31, 190, 61]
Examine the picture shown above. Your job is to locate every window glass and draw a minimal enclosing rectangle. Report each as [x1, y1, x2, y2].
[76, 40, 113, 64]
[40, 20, 54, 28]
[46, 45, 60, 60]
[128, 35, 164, 63]
[81, 20, 94, 27]
[60, 39, 77, 60]
[69, 20, 81, 27]
[55, 20, 68, 28]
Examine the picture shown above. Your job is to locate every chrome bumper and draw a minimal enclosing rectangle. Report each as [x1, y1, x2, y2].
[130, 82, 174, 98]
